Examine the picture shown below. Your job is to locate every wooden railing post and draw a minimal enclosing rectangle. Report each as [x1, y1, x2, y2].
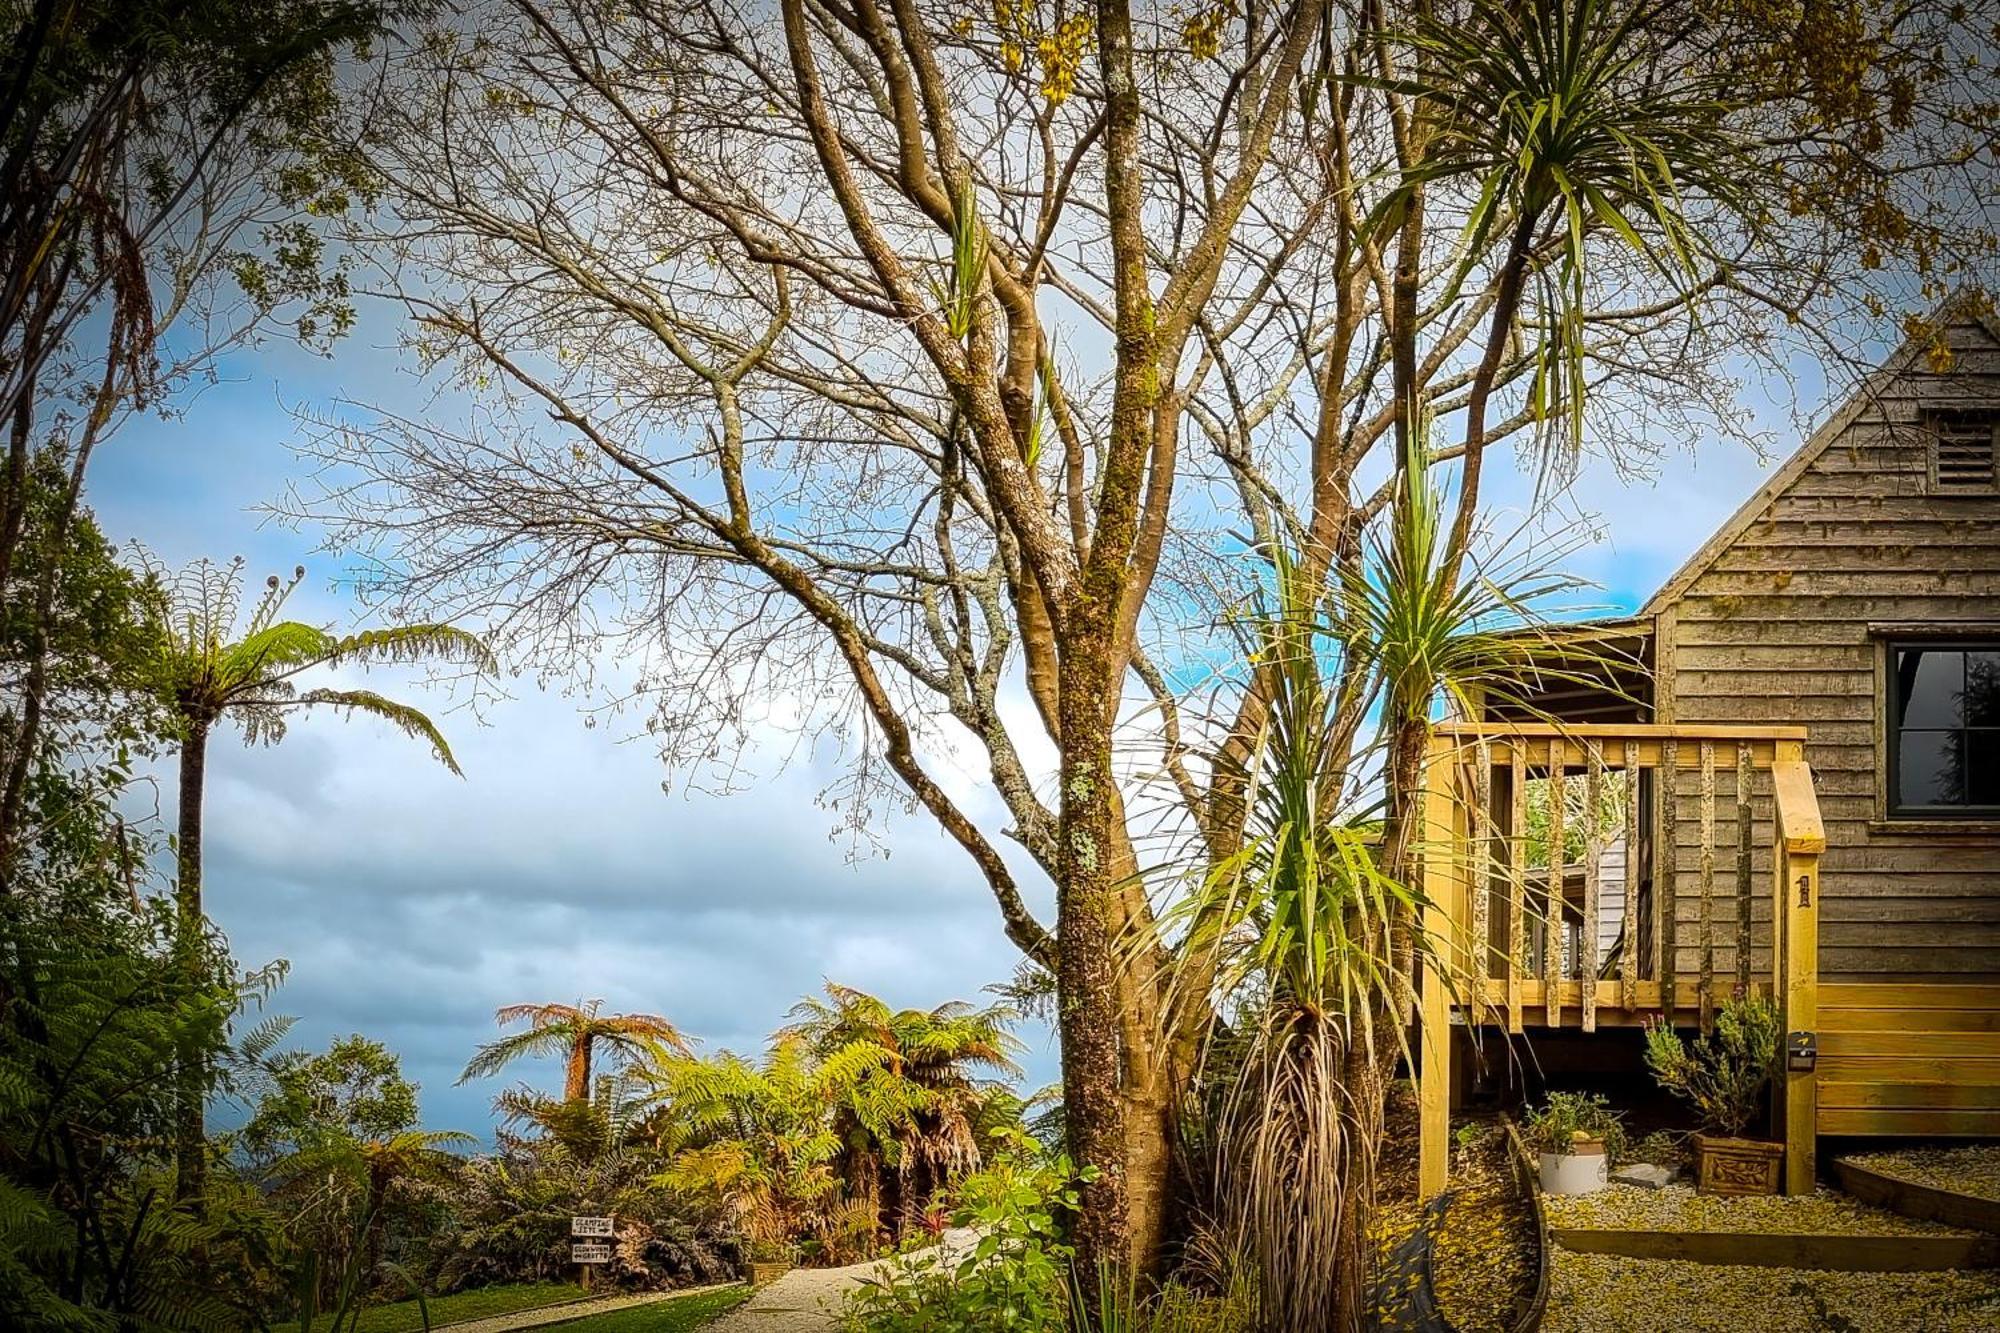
[1419, 736, 1458, 1201]
[1772, 746, 1824, 1196]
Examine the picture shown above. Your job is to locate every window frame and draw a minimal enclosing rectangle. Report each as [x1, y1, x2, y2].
[1882, 635, 2000, 820]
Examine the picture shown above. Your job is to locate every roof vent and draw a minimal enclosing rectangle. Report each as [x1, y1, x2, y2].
[1926, 409, 1999, 493]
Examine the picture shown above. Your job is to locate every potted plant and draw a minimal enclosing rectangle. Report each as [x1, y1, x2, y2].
[1644, 993, 1783, 1196]
[744, 1235, 796, 1286]
[1522, 1091, 1626, 1196]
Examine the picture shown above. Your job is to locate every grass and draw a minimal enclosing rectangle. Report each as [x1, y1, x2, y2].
[550, 1287, 752, 1332]
[297, 1280, 587, 1332]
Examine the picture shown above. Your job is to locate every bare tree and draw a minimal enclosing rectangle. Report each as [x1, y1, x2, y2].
[300, 0, 1995, 1288]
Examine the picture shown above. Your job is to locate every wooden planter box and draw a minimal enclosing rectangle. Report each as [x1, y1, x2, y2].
[1695, 1133, 1783, 1196]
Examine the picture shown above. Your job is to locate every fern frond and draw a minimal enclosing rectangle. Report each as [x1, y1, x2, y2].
[295, 688, 466, 777]
[322, 623, 496, 674]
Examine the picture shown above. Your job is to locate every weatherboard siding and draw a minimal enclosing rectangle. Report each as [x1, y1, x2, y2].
[1660, 317, 2000, 987]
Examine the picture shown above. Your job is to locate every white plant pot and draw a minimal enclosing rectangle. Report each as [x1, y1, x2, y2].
[1540, 1148, 1609, 1196]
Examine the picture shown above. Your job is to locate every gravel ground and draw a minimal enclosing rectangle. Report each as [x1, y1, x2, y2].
[1544, 1181, 1976, 1237]
[1843, 1145, 2000, 1203]
[703, 1231, 978, 1333]
[1371, 1089, 1537, 1332]
[1545, 1249, 2000, 1332]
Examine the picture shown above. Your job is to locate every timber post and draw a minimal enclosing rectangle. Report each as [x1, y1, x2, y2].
[1418, 735, 1459, 1200]
[1772, 744, 1824, 1196]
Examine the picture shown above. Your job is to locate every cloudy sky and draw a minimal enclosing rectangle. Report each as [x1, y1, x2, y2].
[86, 293, 1851, 1138]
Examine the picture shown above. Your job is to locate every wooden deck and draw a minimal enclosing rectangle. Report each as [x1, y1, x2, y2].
[1417, 722, 1825, 1199]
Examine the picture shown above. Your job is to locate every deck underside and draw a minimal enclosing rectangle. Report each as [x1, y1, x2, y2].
[1451, 981, 2000, 1138]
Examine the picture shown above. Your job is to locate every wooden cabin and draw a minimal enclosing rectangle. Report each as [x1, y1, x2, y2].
[1417, 307, 2000, 1198]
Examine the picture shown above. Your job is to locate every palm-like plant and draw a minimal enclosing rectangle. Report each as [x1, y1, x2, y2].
[1165, 555, 1422, 1333]
[142, 556, 493, 931]
[1163, 454, 1615, 1327]
[140, 555, 492, 1199]
[460, 1000, 692, 1105]
[779, 983, 1022, 1237]
[1376, 0, 1758, 547]
[645, 1035, 886, 1266]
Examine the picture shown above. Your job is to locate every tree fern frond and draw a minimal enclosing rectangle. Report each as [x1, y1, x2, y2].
[222, 621, 338, 685]
[295, 688, 466, 776]
[321, 623, 496, 674]
[460, 1028, 573, 1084]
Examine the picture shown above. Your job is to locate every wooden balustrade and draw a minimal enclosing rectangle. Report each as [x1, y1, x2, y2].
[1415, 722, 1824, 1200]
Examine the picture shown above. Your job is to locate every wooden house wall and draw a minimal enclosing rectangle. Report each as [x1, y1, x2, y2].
[1656, 317, 2000, 986]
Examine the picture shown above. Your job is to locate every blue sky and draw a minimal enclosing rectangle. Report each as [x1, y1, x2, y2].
[84, 297, 1830, 1137]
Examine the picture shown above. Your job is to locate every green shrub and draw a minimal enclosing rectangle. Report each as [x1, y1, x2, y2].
[1521, 1091, 1626, 1159]
[841, 1127, 1090, 1332]
[1643, 994, 1780, 1138]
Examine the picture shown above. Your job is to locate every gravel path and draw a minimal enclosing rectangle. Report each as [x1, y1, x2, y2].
[705, 1231, 978, 1333]
[1543, 1181, 1975, 1237]
[1843, 1144, 2000, 1203]
[438, 1283, 738, 1333]
[1545, 1249, 2000, 1332]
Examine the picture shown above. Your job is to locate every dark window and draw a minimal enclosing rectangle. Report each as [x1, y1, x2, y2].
[1889, 643, 2000, 815]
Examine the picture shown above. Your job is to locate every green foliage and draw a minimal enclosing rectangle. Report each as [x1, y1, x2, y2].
[842, 1127, 1094, 1333]
[423, 1098, 734, 1295]
[460, 1001, 688, 1102]
[780, 983, 1022, 1241]
[245, 1035, 422, 1159]
[647, 1036, 880, 1267]
[1644, 994, 1782, 1138]
[138, 554, 493, 767]
[1522, 1091, 1627, 1159]
[1376, 0, 1758, 455]
[237, 1033, 470, 1318]
[0, 884, 283, 1326]
[0, 0, 394, 396]
[1521, 769, 1631, 870]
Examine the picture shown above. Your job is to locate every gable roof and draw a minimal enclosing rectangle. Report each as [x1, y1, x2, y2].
[1638, 304, 2000, 619]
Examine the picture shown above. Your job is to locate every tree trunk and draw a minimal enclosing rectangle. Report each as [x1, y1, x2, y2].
[1119, 1032, 1176, 1277]
[564, 1032, 592, 1103]
[174, 719, 209, 1202]
[1055, 633, 1131, 1296]
[364, 1163, 391, 1277]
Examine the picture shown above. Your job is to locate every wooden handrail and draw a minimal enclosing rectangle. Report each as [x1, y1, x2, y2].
[1436, 722, 1809, 741]
[1417, 723, 1827, 1200]
[1772, 759, 1827, 854]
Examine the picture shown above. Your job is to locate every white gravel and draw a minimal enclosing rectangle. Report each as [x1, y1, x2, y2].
[1546, 1249, 2000, 1332]
[1543, 1181, 1973, 1237]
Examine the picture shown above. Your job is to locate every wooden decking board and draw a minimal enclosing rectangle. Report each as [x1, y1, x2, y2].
[1819, 1055, 2000, 1085]
[1819, 1108, 2000, 1136]
[1823, 984, 2000, 1009]
[1819, 1082, 2000, 1110]
[1820, 1030, 2000, 1058]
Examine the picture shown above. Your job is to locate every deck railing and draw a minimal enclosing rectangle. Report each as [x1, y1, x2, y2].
[1416, 722, 1824, 1198]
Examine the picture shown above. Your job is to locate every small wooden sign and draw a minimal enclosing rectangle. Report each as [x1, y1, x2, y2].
[571, 1240, 612, 1264]
[571, 1215, 615, 1238]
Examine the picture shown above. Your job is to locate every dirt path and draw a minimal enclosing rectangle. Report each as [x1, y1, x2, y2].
[437, 1283, 738, 1333]
[705, 1231, 977, 1333]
